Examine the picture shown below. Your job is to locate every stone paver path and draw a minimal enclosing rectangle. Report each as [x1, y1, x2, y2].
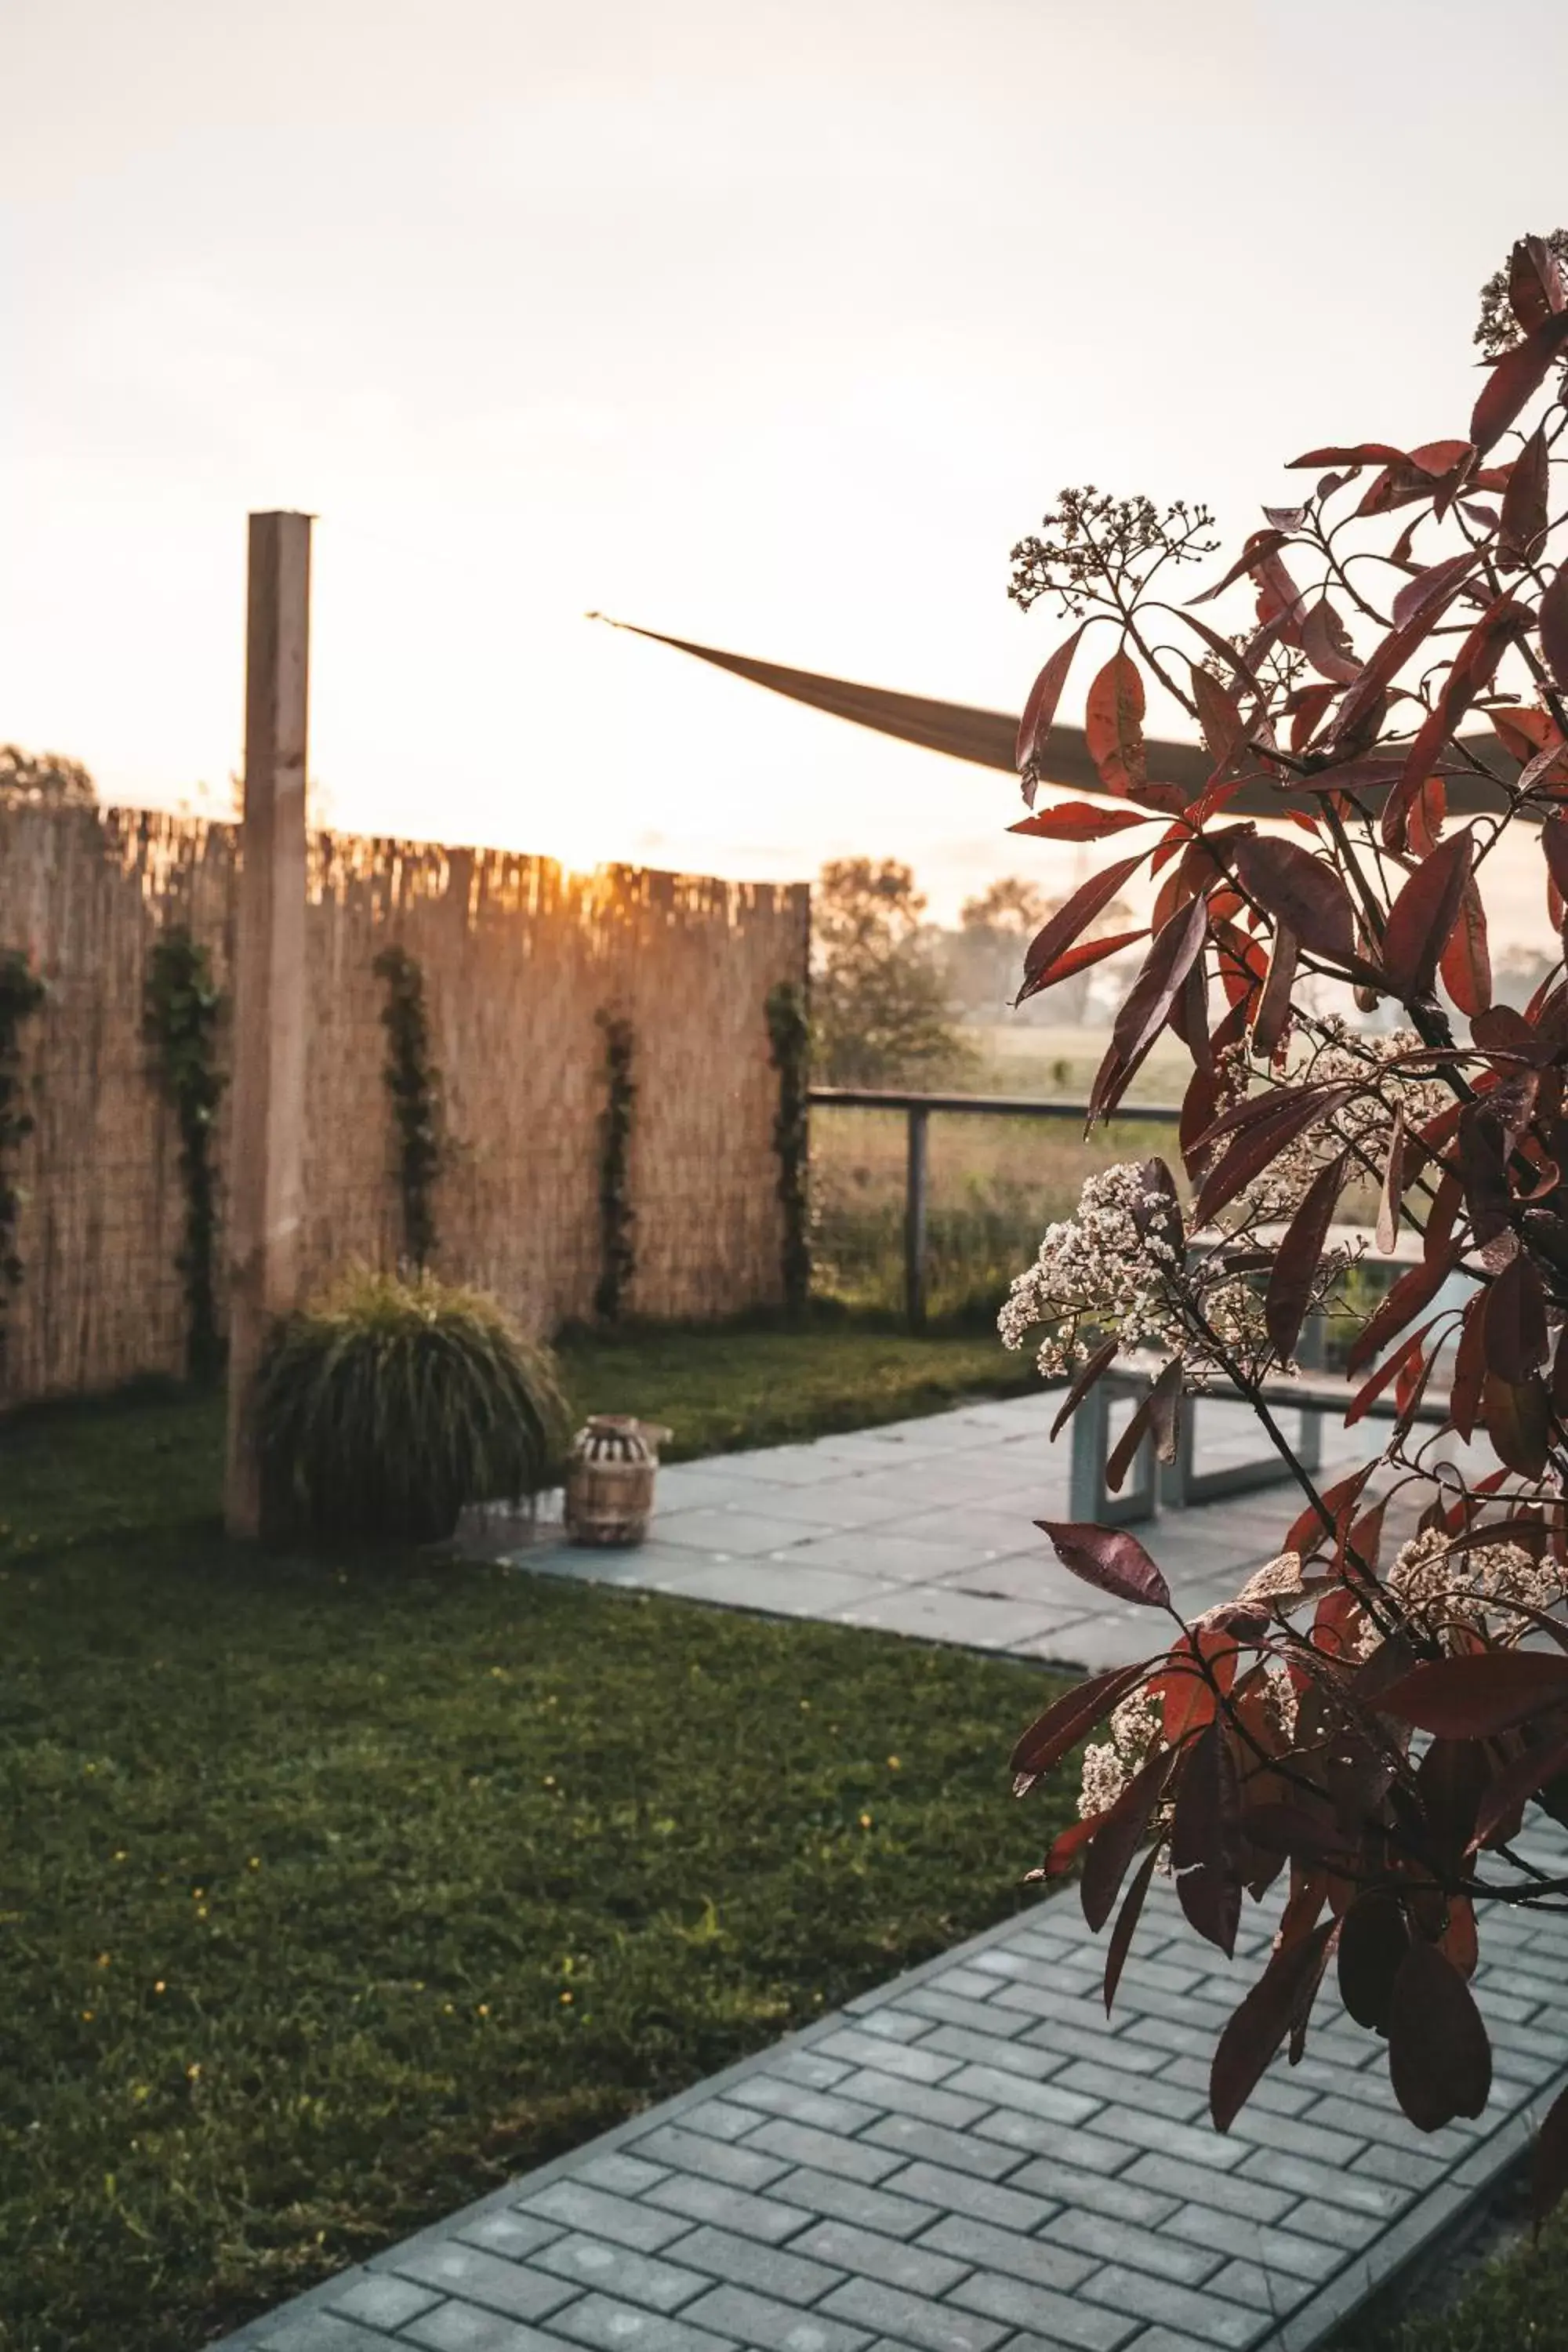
[486, 1392, 1374, 1671]
[220, 1828, 1568, 2352]
[217, 1399, 1552, 2352]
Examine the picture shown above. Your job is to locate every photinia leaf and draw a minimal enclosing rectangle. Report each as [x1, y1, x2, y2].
[1049, 1334, 1123, 1441]
[1229, 836, 1358, 967]
[1484, 1251, 1550, 1384]
[1534, 2082, 1568, 2230]
[1106, 897, 1210, 1080]
[1033, 1521, 1173, 1610]
[1104, 1842, 1160, 2016]
[1346, 1251, 1456, 1375]
[1171, 1719, 1243, 1957]
[1265, 1150, 1352, 1363]
[1020, 852, 1149, 993]
[1010, 801, 1156, 841]
[1472, 308, 1568, 456]
[1329, 564, 1478, 750]
[1154, 1626, 1240, 1745]
[1338, 1890, 1409, 2034]
[1439, 875, 1492, 1019]
[1288, 443, 1410, 470]
[1484, 1370, 1552, 1480]
[1084, 651, 1147, 796]
[1472, 1731, 1568, 1853]
[1189, 528, 1291, 608]
[1210, 1922, 1335, 2132]
[1010, 1660, 1152, 1780]
[1499, 426, 1551, 569]
[1510, 235, 1567, 337]
[1381, 830, 1475, 999]
[1017, 927, 1149, 1008]
[1387, 1940, 1493, 2132]
[1017, 623, 1089, 797]
[1541, 563, 1568, 698]
[1191, 662, 1248, 769]
[1196, 1085, 1358, 1229]
[1376, 1109, 1406, 1256]
[1392, 550, 1482, 632]
[1106, 1354, 1185, 1494]
[1299, 597, 1361, 686]
[1251, 924, 1298, 1061]
[1378, 1651, 1568, 1739]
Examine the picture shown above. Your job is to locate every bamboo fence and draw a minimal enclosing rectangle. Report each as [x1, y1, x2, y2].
[0, 804, 808, 1405]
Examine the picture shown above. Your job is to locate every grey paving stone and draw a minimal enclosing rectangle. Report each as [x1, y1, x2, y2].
[1236, 2147, 1409, 2219]
[815, 2028, 960, 2083]
[725, 2075, 880, 2134]
[880, 2158, 1060, 2234]
[550, 2296, 737, 2352]
[917, 2024, 1067, 2079]
[329, 2274, 443, 2327]
[627, 2124, 789, 2192]
[768, 2168, 941, 2241]
[780, 1530, 1005, 1584]
[1156, 2054, 1317, 2118]
[681, 2285, 870, 2352]
[259, 2314, 402, 2351]
[651, 1562, 894, 1617]
[1167, 2201, 1346, 2288]
[644, 2175, 807, 2245]
[1003, 2155, 1173, 2225]
[741, 2118, 906, 2187]
[403, 2309, 572, 2352]
[1353, 2140, 1454, 2192]
[913, 2212, 1096, 2294]
[894, 1989, 1028, 2038]
[971, 2108, 1140, 2172]
[1077, 2265, 1268, 2348]
[1120, 2154, 1296, 2226]
[942, 2060, 1102, 2128]
[1088, 2107, 1248, 2171]
[862, 2113, 1021, 2180]
[927, 1965, 1011, 2004]
[840, 2006, 935, 2046]
[1204, 2256, 1315, 2314]
[650, 1507, 838, 1556]
[517, 2183, 694, 2253]
[532, 2234, 709, 2311]
[1049, 2060, 1203, 2124]
[1226, 2104, 1370, 2169]
[670, 2223, 844, 2305]
[1279, 2199, 1385, 2250]
[768, 2048, 855, 2092]
[1052, 2205, 1224, 2286]
[821, 2275, 1009, 2352]
[665, 2099, 761, 2147]
[575, 2153, 671, 2198]
[942, 2267, 1139, 2351]
[836, 1587, 1070, 1650]
[388, 2245, 579, 2323]
[834, 2067, 988, 2130]
[1016, 2020, 1167, 2074]
[457, 2213, 565, 2262]
[1302, 2095, 1450, 2151]
[789, 2218, 968, 2297]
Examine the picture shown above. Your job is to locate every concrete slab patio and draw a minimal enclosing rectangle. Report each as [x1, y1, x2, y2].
[486, 1391, 1377, 1672]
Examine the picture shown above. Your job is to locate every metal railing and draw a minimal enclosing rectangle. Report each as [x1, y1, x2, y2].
[807, 1086, 1181, 1330]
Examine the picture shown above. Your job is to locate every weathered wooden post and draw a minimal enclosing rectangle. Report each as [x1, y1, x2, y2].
[904, 1102, 929, 1332]
[223, 511, 312, 1537]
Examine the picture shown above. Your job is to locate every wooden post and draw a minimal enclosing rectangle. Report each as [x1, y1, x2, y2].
[223, 512, 312, 1537]
[904, 1104, 929, 1332]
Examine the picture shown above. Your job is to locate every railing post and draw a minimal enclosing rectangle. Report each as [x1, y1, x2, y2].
[905, 1104, 929, 1331]
[223, 510, 312, 1539]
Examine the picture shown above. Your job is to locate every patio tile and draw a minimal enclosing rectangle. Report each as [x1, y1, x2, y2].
[641, 1508, 839, 1558]
[770, 1530, 1007, 1584]
[833, 1587, 1071, 1651]
[646, 1561, 897, 1618]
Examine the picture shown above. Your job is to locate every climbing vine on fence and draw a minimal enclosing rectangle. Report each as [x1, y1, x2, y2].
[373, 945, 443, 1269]
[766, 979, 811, 1319]
[594, 1011, 637, 1323]
[145, 927, 227, 1382]
[0, 948, 45, 1327]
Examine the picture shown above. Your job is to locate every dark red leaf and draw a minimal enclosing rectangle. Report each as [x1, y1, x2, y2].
[1103, 1845, 1160, 2015]
[1392, 550, 1482, 632]
[1017, 623, 1089, 794]
[1265, 1151, 1352, 1362]
[1472, 1731, 1568, 1852]
[1210, 1922, 1334, 2132]
[1191, 663, 1248, 770]
[1288, 443, 1410, 470]
[1500, 427, 1551, 569]
[1021, 852, 1149, 990]
[1016, 927, 1148, 1008]
[1107, 897, 1210, 1080]
[1378, 1651, 1568, 1739]
[1457, 1105, 1512, 1246]
[1387, 1940, 1493, 2132]
[1484, 1370, 1552, 1480]
[1448, 1294, 1487, 1444]
[1328, 565, 1478, 751]
[1299, 597, 1361, 686]
[1381, 831, 1475, 1000]
[1439, 876, 1492, 1018]
[1338, 1891, 1409, 2033]
[1471, 308, 1568, 456]
[1010, 1661, 1152, 1779]
[1376, 1110, 1407, 1255]
[1484, 1252, 1550, 1383]
[1346, 1249, 1454, 1375]
[1347, 1323, 1432, 1428]
[1189, 528, 1290, 607]
[1033, 1521, 1173, 1610]
[1541, 563, 1568, 698]
[1510, 235, 1566, 336]
[1049, 1334, 1123, 1442]
[1010, 801, 1156, 841]
[1084, 651, 1147, 796]
[1081, 1746, 1176, 1933]
[1106, 1355, 1185, 1493]
[1251, 924, 1298, 1061]
[1229, 836, 1357, 966]
[1195, 1084, 1358, 1229]
[1171, 1720, 1242, 1958]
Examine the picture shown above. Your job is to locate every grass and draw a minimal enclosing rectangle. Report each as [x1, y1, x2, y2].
[1332, 2196, 1568, 2351]
[0, 1330, 1071, 2352]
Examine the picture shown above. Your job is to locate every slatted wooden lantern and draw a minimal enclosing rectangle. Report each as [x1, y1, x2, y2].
[564, 1415, 672, 1548]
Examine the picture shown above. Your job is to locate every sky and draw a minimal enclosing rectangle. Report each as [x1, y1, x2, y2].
[5, 0, 1568, 923]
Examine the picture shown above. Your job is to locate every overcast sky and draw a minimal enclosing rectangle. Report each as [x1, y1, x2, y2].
[5, 0, 1567, 918]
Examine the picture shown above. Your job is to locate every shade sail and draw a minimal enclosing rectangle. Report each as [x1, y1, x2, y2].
[593, 615, 1521, 820]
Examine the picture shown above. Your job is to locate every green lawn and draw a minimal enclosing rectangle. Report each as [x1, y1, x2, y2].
[1333, 2198, 1568, 2351]
[0, 1323, 1067, 2352]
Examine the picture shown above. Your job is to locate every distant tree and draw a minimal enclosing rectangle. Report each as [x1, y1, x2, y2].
[813, 858, 975, 1088]
[952, 875, 1134, 1025]
[0, 746, 97, 812]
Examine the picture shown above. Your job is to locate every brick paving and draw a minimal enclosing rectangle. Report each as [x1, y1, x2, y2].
[214, 1402, 1564, 2351]
[216, 1825, 1568, 2352]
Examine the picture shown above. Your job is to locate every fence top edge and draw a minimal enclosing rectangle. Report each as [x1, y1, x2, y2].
[806, 1087, 1181, 1120]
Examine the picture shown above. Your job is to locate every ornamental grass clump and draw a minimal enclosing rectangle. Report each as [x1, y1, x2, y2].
[990, 230, 1568, 2225]
[256, 1266, 570, 1544]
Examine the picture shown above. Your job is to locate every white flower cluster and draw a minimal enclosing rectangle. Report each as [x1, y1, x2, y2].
[1232, 1024, 1450, 1225]
[1079, 1686, 1163, 1820]
[1386, 1525, 1565, 1644]
[996, 1160, 1272, 1379]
